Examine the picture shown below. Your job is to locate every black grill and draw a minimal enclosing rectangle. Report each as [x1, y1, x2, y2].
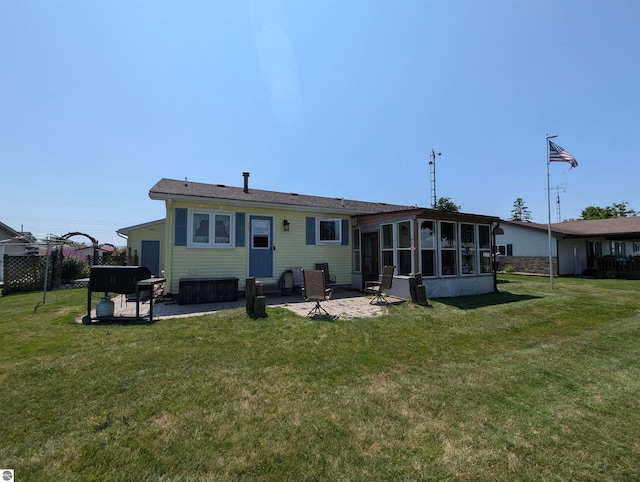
[89, 266, 152, 294]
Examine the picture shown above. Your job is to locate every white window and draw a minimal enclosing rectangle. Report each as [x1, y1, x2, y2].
[440, 221, 457, 276]
[478, 225, 492, 274]
[610, 241, 626, 259]
[397, 220, 413, 275]
[316, 218, 342, 244]
[251, 219, 270, 249]
[188, 210, 234, 248]
[352, 228, 361, 272]
[419, 220, 437, 277]
[460, 223, 476, 275]
[381, 223, 394, 268]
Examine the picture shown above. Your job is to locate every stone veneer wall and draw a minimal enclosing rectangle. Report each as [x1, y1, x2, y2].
[500, 256, 557, 275]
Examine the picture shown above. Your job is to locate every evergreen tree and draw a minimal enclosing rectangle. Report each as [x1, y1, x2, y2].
[510, 198, 532, 222]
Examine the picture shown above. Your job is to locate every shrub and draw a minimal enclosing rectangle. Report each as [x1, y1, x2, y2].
[61, 256, 89, 282]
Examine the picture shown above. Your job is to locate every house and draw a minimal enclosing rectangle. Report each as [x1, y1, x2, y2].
[496, 217, 640, 277]
[0, 221, 36, 283]
[118, 173, 501, 300]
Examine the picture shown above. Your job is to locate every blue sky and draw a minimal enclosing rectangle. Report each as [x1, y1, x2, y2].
[1, 0, 638, 246]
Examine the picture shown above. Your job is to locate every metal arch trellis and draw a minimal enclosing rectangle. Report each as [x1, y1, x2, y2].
[60, 232, 117, 257]
[60, 232, 99, 246]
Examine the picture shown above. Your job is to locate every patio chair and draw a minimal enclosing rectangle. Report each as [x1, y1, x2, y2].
[302, 269, 333, 317]
[365, 265, 395, 305]
[315, 263, 336, 298]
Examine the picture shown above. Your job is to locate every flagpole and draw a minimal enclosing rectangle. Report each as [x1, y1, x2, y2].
[546, 133, 557, 290]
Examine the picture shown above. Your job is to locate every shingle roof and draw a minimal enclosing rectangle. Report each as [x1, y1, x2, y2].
[502, 217, 640, 237]
[552, 217, 640, 237]
[149, 178, 415, 215]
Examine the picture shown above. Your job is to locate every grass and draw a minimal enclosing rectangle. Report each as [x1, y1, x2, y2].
[1, 275, 639, 481]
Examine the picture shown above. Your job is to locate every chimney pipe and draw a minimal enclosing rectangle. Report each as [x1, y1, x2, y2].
[242, 172, 250, 193]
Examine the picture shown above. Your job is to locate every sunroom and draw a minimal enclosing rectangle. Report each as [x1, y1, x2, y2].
[351, 208, 500, 298]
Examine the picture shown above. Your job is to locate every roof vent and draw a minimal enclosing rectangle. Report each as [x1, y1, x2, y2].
[290, 192, 299, 196]
[216, 184, 226, 187]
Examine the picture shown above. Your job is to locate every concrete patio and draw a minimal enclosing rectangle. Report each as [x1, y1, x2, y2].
[77, 288, 403, 323]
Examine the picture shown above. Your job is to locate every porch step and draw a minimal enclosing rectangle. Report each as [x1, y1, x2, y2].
[259, 283, 283, 297]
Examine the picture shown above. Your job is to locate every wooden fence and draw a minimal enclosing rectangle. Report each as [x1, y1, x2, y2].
[595, 256, 640, 280]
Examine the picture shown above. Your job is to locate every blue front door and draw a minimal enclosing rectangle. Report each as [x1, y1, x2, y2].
[249, 216, 273, 277]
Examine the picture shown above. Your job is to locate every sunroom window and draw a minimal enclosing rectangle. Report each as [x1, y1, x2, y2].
[478, 225, 492, 273]
[397, 221, 413, 275]
[381, 223, 394, 268]
[352, 228, 361, 272]
[440, 221, 457, 276]
[460, 223, 476, 274]
[419, 220, 437, 277]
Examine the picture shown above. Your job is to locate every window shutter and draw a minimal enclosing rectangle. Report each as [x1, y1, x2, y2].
[306, 217, 316, 245]
[175, 208, 187, 246]
[235, 212, 245, 247]
[507, 244, 513, 256]
[341, 219, 350, 245]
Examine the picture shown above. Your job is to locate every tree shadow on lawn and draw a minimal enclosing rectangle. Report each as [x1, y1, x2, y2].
[434, 291, 541, 310]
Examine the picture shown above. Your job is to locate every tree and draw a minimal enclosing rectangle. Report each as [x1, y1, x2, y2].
[580, 206, 612, 220]
[436, 197, 460, 212]
[580, 201, 636, 220]
[510, 198, 532, 222]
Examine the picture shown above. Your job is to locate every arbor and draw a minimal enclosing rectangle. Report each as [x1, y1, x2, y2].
[510, 198, 532, 222]
[580, 201, 636, 220]
[436, 197, 460, 213]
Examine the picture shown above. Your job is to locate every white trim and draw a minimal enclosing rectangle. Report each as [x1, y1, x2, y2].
[186, 209, 235, 248]
[316, 217, 342, 244]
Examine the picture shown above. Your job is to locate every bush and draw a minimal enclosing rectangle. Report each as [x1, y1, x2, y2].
[61, 256, 89, 282]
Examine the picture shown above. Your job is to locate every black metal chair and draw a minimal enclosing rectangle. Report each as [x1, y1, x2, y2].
[302, 269, 333, 317]
[365, 265, 395, 305]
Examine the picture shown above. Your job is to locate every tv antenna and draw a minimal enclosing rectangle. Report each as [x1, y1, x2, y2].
[550, 184, 567, 222]
[429, 148, 441, 209]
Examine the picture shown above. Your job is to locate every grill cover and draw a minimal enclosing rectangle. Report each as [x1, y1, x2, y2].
[90, 266, 152, 294]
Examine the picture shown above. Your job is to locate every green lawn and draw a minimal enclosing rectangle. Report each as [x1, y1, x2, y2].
[1, 275, 639, 481]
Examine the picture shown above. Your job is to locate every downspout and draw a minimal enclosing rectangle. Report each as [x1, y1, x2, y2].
[165, 197, 173, 295]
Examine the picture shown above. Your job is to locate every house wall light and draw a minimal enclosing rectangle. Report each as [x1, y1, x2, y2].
[283, 220, 290, 231]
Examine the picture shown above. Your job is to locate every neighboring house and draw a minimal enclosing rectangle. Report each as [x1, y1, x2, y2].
[121, 173, 501, 300]
[67, 245, 115, 257]
[496, 217, 640, 276]
[0, 221, 35, 283]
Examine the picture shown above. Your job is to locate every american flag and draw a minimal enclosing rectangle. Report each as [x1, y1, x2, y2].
[548, 140, 578, 168]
